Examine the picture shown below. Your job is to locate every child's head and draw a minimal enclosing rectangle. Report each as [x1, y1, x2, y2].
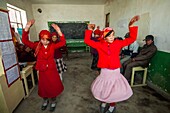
[51, 32, 58, 42]
[94, 30, 101, 38]
[103, 27, 115, 43]
[39, 30, 51, 46]
[17, 44, 25, 51]
[143, 35, 154, 46]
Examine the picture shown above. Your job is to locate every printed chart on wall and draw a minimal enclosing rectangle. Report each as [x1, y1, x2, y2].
[0, 9, 20, 86]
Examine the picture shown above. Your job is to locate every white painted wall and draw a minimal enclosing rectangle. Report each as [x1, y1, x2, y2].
[0, 0, 7, 10]
[32, 4, 105, 40]
[104, 0, 170, 52]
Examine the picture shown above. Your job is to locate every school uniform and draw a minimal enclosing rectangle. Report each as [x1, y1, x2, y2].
[22, 30, 66, 98]
[84, 26, 138, 103]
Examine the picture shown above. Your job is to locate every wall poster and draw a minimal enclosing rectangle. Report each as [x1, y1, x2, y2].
[0, 9, 20, 86]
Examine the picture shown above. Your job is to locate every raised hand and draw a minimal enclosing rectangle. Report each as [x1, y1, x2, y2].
[88, 24, 95, 30]
[129, 15, 140, 27]
[25, 19, 35, 31]
[51, 23, 62, 36]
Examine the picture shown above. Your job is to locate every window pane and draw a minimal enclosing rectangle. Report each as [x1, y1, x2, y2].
[18, 24, 22, 28]
[7, 7, 17, 22]
[16, 11, 21, 23]
[10, 23, 18, 32]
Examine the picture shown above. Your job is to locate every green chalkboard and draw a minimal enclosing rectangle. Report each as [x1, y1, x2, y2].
[48, 21, 89, 39]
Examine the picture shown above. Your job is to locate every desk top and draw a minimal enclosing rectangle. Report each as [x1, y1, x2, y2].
[20, 65, 33, 74]
[27, 61, 36, 65]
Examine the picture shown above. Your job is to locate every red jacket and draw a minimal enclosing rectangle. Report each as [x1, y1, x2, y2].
[22, 30, 66, 71]
[22, 30, 66, 98]
[53, 40, 63, 59]
[84, 26, 138, 69]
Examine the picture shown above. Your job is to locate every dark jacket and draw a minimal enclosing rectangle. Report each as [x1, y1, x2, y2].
[90, 36, 99, 55]
[134, 42, 157, 67]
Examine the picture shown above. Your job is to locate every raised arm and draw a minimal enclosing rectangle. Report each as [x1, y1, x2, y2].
[22, 19, 37, 49]
[84, 24, 100, 49]
[51, 24, 66, 49]
[120, 15, 140, 47]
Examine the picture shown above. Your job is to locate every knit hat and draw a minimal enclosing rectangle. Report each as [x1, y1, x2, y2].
[102, 27, 114, 38]
[94, 29, 101, 36]
[39, 30, 51, 40]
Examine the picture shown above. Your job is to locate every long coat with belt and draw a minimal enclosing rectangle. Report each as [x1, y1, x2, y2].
[22, 30, 66, 98]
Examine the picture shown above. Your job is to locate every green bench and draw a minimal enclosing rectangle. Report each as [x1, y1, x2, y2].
[66, 39, 90, 52]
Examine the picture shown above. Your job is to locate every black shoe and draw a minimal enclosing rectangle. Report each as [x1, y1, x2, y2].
[49, 103, 56, 112]
[105, 107, 116, 113]
[41, 100, 49, 111]
[100, 103, 109, 113]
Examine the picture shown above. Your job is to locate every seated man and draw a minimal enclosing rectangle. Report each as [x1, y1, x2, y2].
[121, 32, 139, 64]
[122, 35, 157, 81]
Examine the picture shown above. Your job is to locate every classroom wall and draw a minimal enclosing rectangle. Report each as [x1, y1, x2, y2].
[4, 0, 37, 41]
[105, 0, 170, 96]
[32, 4, 105, 40]
[0, 0, 7, 9]
[105, 0, 170, 52]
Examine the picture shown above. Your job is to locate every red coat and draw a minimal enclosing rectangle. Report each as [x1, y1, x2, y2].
[22, 30, 66, 98]
[54, 40, 63, 59]
[84, 26, 138, 69]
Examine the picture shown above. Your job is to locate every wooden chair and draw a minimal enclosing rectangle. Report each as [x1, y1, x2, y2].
[130, 66, 148, 87]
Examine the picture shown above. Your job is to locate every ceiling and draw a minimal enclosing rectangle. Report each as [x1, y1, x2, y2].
[30, 0, 107, 5]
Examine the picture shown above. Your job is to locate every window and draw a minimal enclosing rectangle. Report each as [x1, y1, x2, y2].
[7, 4, 27, 36]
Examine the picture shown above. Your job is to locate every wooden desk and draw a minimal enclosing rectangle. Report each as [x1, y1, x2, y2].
[20, 65, 35, 98]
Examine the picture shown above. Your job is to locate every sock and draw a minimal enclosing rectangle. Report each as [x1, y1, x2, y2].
[51, 103, 56, 107]
[42, 99, 48, 106]
[101, 103, 107, 107]
[109, 106, 115, 112]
